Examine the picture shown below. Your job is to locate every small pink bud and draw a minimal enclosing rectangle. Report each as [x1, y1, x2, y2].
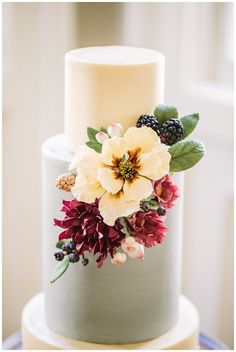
[122, 237, 145, 259]
[95, 131, 109, 144]
[128, 244, 145, 259]
[111, 252, 126, 266]
[107, 123, 123, 137]
[121, 237, 137, 254]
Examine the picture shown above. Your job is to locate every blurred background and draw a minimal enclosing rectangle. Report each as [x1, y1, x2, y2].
[2, 2, 234, 348]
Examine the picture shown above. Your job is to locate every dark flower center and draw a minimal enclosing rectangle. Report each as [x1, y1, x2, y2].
[118, 161, 136, 179]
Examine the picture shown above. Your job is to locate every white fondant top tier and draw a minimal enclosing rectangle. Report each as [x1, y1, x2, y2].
[65, 46, 165, 152]
[67, 46, 164, 65]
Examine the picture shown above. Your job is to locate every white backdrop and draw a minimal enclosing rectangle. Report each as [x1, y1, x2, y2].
[3, 2, 234, 348]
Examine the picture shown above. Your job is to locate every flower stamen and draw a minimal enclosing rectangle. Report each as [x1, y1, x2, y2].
[118, 161, 136, 179]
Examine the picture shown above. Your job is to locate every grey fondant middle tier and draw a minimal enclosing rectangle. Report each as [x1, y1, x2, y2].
[42, 134, 183, 344]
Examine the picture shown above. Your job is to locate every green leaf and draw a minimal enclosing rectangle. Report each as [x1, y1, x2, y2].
[87, 127, 99, 143]
[154, 104, 178, 125]
[56, 239, 70, 249]
[119, 217, 132, 236]
[180, 113, 199, 139]
[86, 141, 102, 153]
[169, 139, 205, 172]
[148, 200, 159, 210]
[86, 126, 108, 153]
[100, 127, 108, 133]
[50, 257, 70, 284]
[143, 194, 156, 202]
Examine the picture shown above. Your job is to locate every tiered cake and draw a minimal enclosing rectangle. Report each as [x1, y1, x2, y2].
[21, 46, 200, 349]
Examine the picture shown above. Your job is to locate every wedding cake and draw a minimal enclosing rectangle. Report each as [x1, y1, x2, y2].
[21, 46, 205, 349]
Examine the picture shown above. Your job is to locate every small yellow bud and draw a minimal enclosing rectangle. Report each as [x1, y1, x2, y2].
[55, 173, 76, 192]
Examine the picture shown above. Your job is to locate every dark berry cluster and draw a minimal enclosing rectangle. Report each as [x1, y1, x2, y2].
[140, 200, 167, 216]
[140, 201, 151, 212]
[54, 241, 89, 266]
[136, 114, 184, 146]
[159, 118, 184, 146]
[136, 114, 160, 135]
[62, 241, 76, 254]
[156, 206, 166, 216]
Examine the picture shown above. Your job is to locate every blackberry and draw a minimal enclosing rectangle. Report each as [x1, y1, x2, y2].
[82, 257, 89, 266]
[136, 114, 160, 135]
[54, 251, 64, 261]
[157, 206, 166, 216]
[160, 118, 184, 146]
[68, 253, 80, 263]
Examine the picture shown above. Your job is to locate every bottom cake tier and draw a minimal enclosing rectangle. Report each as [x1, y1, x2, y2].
[21, 293, 199, 350]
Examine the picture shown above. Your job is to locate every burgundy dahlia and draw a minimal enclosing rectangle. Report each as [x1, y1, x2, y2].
[54, 199, 125, 267]
[130, 211, 168, 248]
[153, 175, 179, 209]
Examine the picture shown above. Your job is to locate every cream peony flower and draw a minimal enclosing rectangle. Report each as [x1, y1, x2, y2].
[71, 127, 171, 225]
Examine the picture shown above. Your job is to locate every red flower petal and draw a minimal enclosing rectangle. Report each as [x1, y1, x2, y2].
[54, 199, 125, 266]
[130, 210, 168, 248]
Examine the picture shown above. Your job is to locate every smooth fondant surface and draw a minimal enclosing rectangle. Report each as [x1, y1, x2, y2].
[64, 46, 165, 152]
[42, 134, 184, 344]
[22, 293, 199, 350]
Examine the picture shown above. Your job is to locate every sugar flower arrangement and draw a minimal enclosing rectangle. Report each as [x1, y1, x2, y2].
[51, 104, 205, 283]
